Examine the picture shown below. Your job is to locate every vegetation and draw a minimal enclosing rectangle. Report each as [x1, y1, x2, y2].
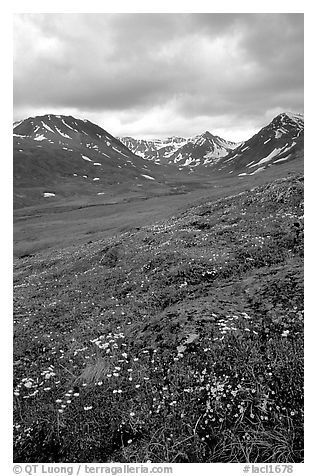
[13, 174, 304, 463]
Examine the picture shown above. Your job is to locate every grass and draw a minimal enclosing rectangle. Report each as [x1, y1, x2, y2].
[13, 173, 304, 463]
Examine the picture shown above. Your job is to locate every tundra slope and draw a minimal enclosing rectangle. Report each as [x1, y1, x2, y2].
[14, 174, 303, 463]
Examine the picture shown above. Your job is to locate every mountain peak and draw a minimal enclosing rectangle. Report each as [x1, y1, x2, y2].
[219, 111, 304, 176]
[273, 112, 304, 128]
[284, 111, 304, 121]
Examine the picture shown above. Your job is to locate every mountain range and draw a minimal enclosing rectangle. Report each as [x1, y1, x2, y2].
[119, 112, 303, 173]
[13, 111, 304, 207]
[119, 132, 238, 168]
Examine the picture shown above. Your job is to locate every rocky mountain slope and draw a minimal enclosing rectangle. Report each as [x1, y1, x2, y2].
[217, 112, 304, 176]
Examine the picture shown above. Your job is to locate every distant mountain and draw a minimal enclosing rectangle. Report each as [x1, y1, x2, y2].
[13, 114, 172, 207]
[166, 132, 238, 168]
[118, 136, 188, 164]
[119, 132, 239, 168]
[217, 112, 304, 176]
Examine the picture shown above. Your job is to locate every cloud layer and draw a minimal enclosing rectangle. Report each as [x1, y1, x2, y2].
[13, 13, 304, 140]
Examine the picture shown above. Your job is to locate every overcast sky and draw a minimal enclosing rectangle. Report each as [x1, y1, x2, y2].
[13, 13, 304, 141]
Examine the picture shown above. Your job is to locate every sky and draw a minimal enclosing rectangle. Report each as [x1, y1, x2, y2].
[13, 13, 304, 141]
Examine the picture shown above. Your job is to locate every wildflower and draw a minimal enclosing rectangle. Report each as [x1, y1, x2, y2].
[127, 439, 133, 444]
[84, 406, 93, 411]
[135, 384, 140, 389]
[74, 393, 80, 397]
[130, 412, 135, 417]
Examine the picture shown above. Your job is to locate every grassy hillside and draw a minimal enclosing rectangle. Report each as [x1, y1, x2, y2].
[13, 174, 304, 463]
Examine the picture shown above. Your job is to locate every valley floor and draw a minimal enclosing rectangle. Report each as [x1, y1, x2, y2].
[13, 171, 304, 463]
[13, 160, 303, 258]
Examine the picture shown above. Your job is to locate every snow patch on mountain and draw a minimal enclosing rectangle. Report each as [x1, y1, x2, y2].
[273, 154, 292, 163]
[41, 122, 55, 134]
[81, 155, 92, 162]
[56, 127, 72, 139]
[62, 119, 77, 132]
[249, 147, 286, 167]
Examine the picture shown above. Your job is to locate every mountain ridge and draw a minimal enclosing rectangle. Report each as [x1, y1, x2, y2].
[118, 131, 239, 167]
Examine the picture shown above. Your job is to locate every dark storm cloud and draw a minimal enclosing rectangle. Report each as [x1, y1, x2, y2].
[13, 13, 303, 139]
